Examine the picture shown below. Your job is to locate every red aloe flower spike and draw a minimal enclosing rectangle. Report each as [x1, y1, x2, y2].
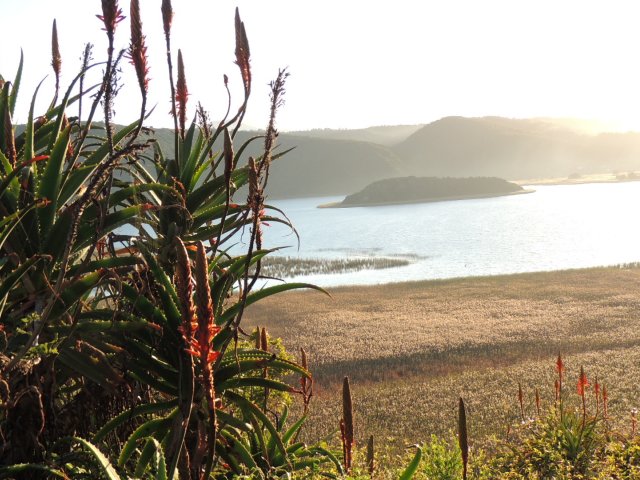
[234, 8, 251, 96]
[578, 365, 589, 425]
[535, 388, 541, 417]
[577, 366, 589, 396]
[194, 241, 220, 363]
[556, 353, 564, 384]
[174, 237, 195, 346]
[129, 0, 149, 94]
[51, 20, 62, 96]
[176, 50, 189, 138]
[97, 0, 125, 36]
[603, 385, 609, 418]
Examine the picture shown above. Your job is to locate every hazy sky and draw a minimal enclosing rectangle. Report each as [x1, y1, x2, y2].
[3, 1, 640, 131]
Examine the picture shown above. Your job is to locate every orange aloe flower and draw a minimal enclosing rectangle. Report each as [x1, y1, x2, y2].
[577, 366, 589, 396]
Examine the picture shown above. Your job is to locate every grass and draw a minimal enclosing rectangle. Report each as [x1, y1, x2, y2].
[246, 266, 640, 452]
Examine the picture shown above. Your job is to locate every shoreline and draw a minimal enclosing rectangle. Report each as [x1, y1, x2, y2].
[267, 262, 640, 291]
[515, 173, 640, 187]
[317, 188, 534, 208]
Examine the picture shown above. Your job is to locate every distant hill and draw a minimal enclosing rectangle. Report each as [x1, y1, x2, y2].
[335, 176, 525, 207]
[286, 124, 424, 146]
[151, 128, 404, 199]
[139, 116, 640, 199]
[394, 116, 640, 180]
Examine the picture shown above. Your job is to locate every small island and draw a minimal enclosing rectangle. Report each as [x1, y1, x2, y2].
[319, 176, 532, 208]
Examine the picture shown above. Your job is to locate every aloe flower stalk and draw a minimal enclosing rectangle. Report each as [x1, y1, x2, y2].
[176, 50, 188, 138]
[97, 0, 124, 37]
[128, 0, 149, 95]
[458, 397, 469, 480]
[341, 376, 354, 473]
[234, 8, 251, 96]
[162, 0, 173, 37]
[51, 20, 61, 99]
[518, 382, 525, 421]
[366, 435, 375, 476]
[578, 366, 589, 426]
[535, 387, 541, 417]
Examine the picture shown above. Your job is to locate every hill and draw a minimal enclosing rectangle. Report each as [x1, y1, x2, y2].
[335, 176, 525, 207]
[394, 116, 640, 180]
[151, 127, 404, 199]
[144, 117, 640, 199]
[285, 124, 424, 146]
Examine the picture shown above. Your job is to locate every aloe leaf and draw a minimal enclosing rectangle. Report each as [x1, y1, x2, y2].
[180, 124, 202, 191]
[93, 401, 177, 443]
[58, 347, 122, 389]
[309, 446, 344, 475]
[136, 242, 181, 329]
[399, 445, 423, 480]
[0, 464, 67, 478]
[135, 437, 169, 479]
[37, 125, 70, 237]
[216, 357, 309, 384]
[119, 283, 171, 329]
[0, 256, 42, 303]
[0, 83, 12, 163]
[216, 410, 254, 432]
[217, 377, 295, 394]
[218, 283, 328, 326]
[0, 150, 19, 203]
[22, 78, 46, 165]
[8, 50, 23, 116]
[226, 391, 288, 462]
[71, 436, 122, 480]
[220, 429, 258, 471]
[48, 270, 106, 320]
[187, 166, 249, 212]
[73, 204, 152, 250]
[118, 416, 174, 467]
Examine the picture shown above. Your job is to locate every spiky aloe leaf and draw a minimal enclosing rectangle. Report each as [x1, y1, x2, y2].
[8, 50, 23, 116]
[118, 416, 175, 467]
[399, 445, 422, 480]
[93, 401, 177, 443]
[135, 437, 168, 479]
[186, 166, 249, 212]
[216, 377, 295, 394]
[57, 347, 123, 390]
[0, 464, 66, 479]
[71, 436, 122, 480]
[217, 282, 328, 327]
[226, 391, 288, 462]
[220, 429, 259, 471]
[57, 120, 142, 205]
[22, 79, 46, 165]
[180, 125, 204, 192]
[37, 125, 70, 237]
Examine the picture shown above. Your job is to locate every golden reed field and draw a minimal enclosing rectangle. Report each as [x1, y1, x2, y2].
[247, 266, 640, 450]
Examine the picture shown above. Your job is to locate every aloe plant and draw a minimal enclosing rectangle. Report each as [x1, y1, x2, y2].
[0, 1, 337, 477]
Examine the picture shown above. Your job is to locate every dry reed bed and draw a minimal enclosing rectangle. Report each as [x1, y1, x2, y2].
[246, 267, 640, 446]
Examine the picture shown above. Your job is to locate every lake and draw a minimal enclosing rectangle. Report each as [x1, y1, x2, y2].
[254, 182, 640, 286]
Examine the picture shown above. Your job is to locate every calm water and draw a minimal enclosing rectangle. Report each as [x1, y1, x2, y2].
[255, 182, 640, 286]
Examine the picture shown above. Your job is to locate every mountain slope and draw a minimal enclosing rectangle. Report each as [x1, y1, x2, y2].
[394, 116, 640, 180]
